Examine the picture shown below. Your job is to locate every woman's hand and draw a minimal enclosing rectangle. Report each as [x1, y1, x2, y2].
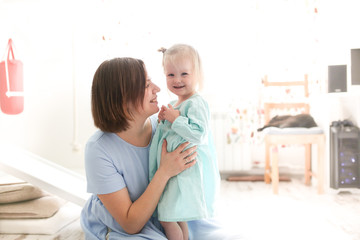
[158, 140, 197, 179]
[98, 140, 197, 235]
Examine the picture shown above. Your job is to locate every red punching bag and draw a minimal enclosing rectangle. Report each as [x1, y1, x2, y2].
[0, 39, 24, 115]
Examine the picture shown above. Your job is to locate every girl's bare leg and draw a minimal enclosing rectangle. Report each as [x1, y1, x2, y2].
[161, 221, 183, 240]
[178, 221, 189, 240]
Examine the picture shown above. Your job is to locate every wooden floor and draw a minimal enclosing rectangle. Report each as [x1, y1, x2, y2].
[216, 175, 360, 240]
[0, 219, 83, 240]
[1, 171, 360, 240]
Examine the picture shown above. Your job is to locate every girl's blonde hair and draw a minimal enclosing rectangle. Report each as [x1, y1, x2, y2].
[159, 44, 204, 91]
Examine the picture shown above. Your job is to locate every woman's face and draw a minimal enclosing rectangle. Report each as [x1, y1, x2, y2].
[140, 72, 160, 116]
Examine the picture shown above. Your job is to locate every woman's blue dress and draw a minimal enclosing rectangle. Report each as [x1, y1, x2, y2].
[80, 114, 242, 239]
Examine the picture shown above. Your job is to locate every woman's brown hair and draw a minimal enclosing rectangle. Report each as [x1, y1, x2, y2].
[91, 57, 146, 132]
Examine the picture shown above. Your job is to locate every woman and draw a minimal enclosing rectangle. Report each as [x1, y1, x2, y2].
[80, 57, 241, 240]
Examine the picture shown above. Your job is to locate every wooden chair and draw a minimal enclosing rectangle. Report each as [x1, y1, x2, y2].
[262, 74, 325, 194]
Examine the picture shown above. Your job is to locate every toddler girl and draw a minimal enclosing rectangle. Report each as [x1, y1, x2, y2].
[149, 44, 220, 240]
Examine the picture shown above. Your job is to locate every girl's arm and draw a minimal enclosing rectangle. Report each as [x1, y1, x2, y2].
[98, 140, 197, 234]
[172, 103, 209, 145]
[161, 101, 209, 145]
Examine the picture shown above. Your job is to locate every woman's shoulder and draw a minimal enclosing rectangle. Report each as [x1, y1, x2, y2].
[87, 130, 113, 147]
[85, 130, 122, 157]
[86, 130, 105, 149]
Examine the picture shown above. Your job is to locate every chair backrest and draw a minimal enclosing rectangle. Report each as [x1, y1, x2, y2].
[263, 74, 310, 124]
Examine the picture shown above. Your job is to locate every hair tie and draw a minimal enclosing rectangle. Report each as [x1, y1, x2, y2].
[158, 47, 167, 53]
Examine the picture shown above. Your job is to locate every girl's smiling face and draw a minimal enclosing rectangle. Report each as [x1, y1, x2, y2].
[164, 57, 197, 103]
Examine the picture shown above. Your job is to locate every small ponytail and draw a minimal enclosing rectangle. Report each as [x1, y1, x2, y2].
[158, 47, 167, 53]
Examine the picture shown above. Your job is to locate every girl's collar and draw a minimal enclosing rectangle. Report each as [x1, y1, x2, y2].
[174, 92, 198, 108]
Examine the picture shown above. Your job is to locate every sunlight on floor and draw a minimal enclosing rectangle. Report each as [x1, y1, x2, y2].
[216, 179, 359, 240]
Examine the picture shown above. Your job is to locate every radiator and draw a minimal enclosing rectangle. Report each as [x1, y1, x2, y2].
[211, 112, 252, 172]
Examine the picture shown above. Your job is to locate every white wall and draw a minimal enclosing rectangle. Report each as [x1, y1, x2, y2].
[0, 0, 95, 169]
[0, 0, 360, 172]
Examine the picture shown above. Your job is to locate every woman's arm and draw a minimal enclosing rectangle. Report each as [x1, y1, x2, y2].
[98, 140, 197, 234]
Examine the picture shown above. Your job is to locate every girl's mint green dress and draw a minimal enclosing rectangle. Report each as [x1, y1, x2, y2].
[149, 93, 220, 222]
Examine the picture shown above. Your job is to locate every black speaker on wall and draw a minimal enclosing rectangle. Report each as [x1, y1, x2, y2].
[328, 65, 347, 93]
[351, 49, 360, 85]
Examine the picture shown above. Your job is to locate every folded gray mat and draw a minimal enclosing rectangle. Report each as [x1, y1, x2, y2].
[0, 183, 46, 204]
[0, 195, 66, 219]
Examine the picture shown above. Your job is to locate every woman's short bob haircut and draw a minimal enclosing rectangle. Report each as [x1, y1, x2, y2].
[91, 57, 146, 132]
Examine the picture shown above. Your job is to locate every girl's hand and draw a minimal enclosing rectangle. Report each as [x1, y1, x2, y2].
[162, 104, 180, 123]
[158, 105, 166, 121]
[159, 140, 197, 179]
